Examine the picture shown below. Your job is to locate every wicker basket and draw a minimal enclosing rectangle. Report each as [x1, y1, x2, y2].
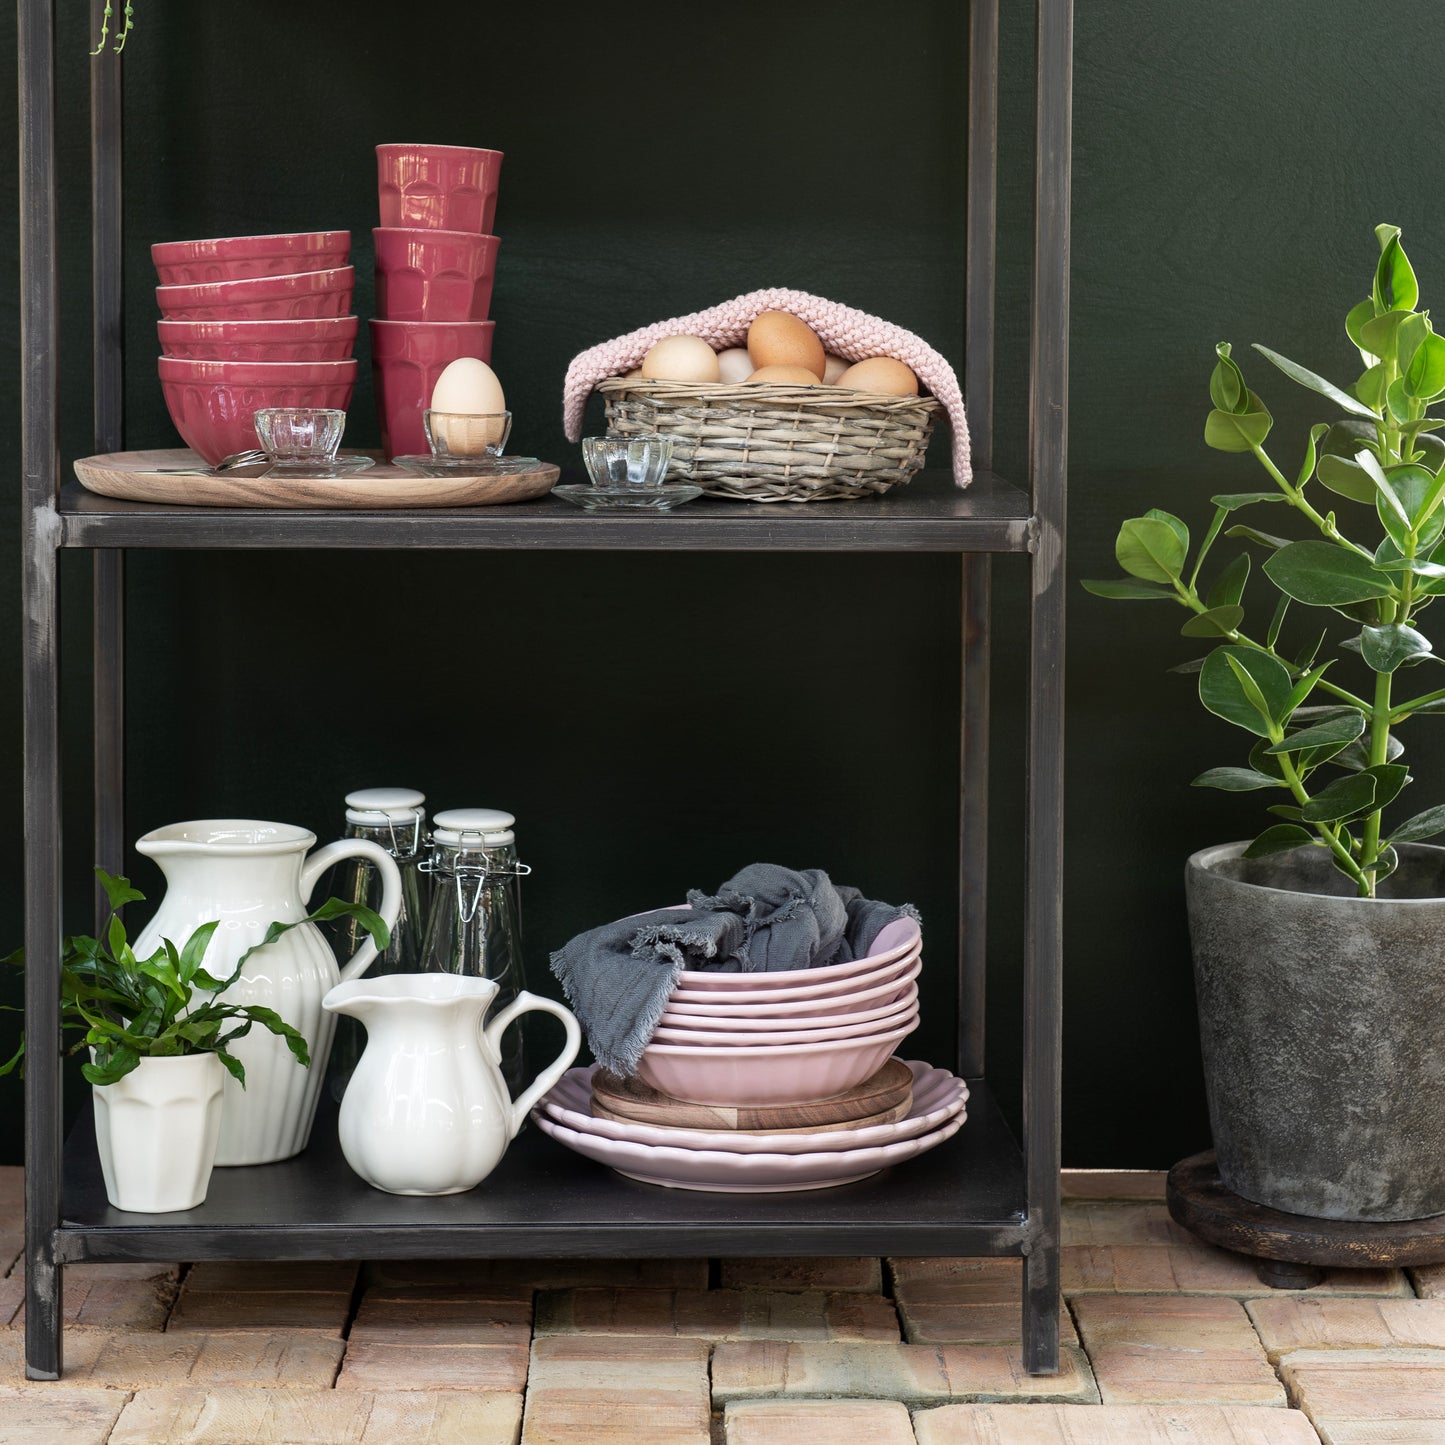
[596, 377, 941, 503]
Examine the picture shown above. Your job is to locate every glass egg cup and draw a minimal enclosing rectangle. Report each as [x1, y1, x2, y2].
[424, 409, 513, 461]
[252, 407, 373, 476]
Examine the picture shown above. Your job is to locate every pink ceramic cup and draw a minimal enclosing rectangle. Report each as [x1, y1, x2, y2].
[373, 227, 499, 322]
[376, 143, 503, 234]
[368, 318, 495, 460]
[151, 230, 351, 285]
[157, 356, 358, 467]
[157, 315, 359, 363]
[156, 266, 355, 322]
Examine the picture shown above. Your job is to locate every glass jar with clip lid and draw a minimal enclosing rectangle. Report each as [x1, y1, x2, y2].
[325, 787, 431, 1101]
[418, 807, 532, 1093]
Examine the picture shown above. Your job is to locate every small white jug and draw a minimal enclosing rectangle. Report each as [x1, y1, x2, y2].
[322, 974, 581, 1195]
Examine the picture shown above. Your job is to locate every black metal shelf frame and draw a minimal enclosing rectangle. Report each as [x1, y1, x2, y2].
[17, 0, 1071, 1380]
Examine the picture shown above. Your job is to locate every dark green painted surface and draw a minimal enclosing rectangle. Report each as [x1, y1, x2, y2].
[2, 0, 1440, 1169]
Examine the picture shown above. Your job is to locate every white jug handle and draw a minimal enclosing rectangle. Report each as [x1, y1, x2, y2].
[483, 991, 582, 1138]
[300, 839, 403, 984]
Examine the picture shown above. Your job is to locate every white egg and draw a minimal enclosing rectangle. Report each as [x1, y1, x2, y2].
[430, 357, 506, 415]
[716, 347, 755, 384]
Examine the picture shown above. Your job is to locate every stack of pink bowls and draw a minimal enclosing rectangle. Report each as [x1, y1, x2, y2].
[152, 231, 358, 466]
[371, 143, 502, 460]
[635, 915, 924, 1106]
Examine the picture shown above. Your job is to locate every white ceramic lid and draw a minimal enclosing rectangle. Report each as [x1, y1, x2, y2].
[345, 786, 426, 826]
[432, 806, 515, 847]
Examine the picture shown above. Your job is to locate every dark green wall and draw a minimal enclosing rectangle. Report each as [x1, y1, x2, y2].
[2, 1, 1441, 1168]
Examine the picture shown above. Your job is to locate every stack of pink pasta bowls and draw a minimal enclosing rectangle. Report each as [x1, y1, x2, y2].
[152, 230, 358, 466]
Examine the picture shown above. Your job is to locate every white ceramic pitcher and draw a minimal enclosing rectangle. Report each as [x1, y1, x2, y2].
[132, 819, 402, 1167]
[322, 974, 581, 1195]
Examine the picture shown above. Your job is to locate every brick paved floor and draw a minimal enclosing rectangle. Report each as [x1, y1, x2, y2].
[0, 1166, 1438, 1443]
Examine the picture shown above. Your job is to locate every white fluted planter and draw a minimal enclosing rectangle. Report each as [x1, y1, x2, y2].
[92, 1053, 225, 1213]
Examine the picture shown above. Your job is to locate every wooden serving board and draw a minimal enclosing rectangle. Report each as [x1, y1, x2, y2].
[74, 449, 560, 510]
[590, 1094, 912, 1135]
[591, 1056, 914, 1132]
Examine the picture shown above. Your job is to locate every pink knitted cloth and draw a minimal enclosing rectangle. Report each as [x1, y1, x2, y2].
[562, 287, 972, 487]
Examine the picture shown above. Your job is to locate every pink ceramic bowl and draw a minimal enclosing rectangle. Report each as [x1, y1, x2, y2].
[377, 143, 503, 234]
[659, 990, 919, 1034]
[652, 1003, 919, 1048]
[676, 916, 921, 992]
[636, 1023, 920, 1107]
[157, 315, 359, 363]
[369, 318, 495, 460]
[157, 356, 358, 466]
[156, 266, 355, 322]
[374, 227, 499, 322]
[668, 952, 922, 1011]
[151, 230, 351, 285]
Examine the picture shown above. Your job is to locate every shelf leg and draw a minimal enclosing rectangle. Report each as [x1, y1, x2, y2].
[19, 0, 65, 1382]
[1023, 1241, 1062, 1374]
[1021, 0, 1073, 1379]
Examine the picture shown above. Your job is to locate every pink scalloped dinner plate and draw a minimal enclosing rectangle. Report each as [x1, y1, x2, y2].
[660, 986, 919, 1031]
[532, 1067, 968, 1192]
[537, 1058, 969, 1156]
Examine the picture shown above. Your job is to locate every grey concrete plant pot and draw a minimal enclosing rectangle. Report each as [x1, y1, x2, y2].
[1186, 841, 1445, 1223]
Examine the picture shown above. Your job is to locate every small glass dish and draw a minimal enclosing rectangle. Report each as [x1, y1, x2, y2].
[553, 482, 703, 512]
[253, 407, 374, 477]
[582, 434, 674, 489]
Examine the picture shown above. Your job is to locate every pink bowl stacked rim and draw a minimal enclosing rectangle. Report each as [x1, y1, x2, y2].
[377, 143, 504, 234]
[156, 265, 355, 322]
[151, 230, 351, 285]
[374, 227, 499, 322]
[157, 315, 359, 363]
[668, 952, 921, 1010]
[157, 356, 358, 466]
[675, 915, 921, 991]
[652, 1001, 919, 1048]
[660, 990, 919, 1034]
[635, 1017, 920, 1107]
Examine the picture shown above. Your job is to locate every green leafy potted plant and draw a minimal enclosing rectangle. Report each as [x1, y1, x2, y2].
[2, 868, 386, 1213]
[1086, 224, 1445, 1222]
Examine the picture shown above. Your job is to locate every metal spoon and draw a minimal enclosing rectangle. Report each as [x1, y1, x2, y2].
[156, 449, 269, 474]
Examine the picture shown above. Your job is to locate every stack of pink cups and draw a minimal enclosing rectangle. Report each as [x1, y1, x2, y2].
[371, 143, 503, 461]
[152, 231, 358, 466]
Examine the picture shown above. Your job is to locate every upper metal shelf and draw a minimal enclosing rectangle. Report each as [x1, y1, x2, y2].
[56, 468, 1036, 553]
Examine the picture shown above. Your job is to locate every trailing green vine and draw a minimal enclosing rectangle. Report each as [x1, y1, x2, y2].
[1085, 225, 1445, 898]
[91, 1, 134, 55]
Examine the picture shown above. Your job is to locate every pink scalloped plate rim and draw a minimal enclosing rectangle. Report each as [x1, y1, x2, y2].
[532, 1079, 968, 1192]
[537, 1058, 969, 1156]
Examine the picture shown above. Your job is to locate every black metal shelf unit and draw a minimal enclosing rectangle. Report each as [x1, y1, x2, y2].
[17, 0, 1071, 1380]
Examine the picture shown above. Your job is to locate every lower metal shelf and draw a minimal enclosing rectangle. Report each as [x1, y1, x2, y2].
[56, 1077, 1029, 1263]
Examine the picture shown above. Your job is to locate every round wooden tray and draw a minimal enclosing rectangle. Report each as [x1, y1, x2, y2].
[1167, 1150, 1445, 1282]
[591, 1056, 914, 1133]
[74, 449, 560, 510]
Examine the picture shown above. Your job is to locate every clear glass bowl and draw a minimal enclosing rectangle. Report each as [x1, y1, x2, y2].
[253, 407, 346, 465]
[582, 434, 674, 489]
[424, 410, 512, 460]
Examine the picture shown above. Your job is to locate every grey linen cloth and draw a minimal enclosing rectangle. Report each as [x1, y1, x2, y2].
[549, 863, 919, 1076]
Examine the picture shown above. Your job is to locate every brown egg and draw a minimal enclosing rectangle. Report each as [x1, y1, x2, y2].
[747, 311, 826, 379]
[822, 352, 850, 385]
[641, 335, 721, 383]
[835, 356, 920, 396]
[622, 367, 644, 380]
[745, 364, 820, 385]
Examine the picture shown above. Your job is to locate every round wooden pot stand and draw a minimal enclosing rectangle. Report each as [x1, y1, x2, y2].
[1167, 1150, 1445, 1289]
